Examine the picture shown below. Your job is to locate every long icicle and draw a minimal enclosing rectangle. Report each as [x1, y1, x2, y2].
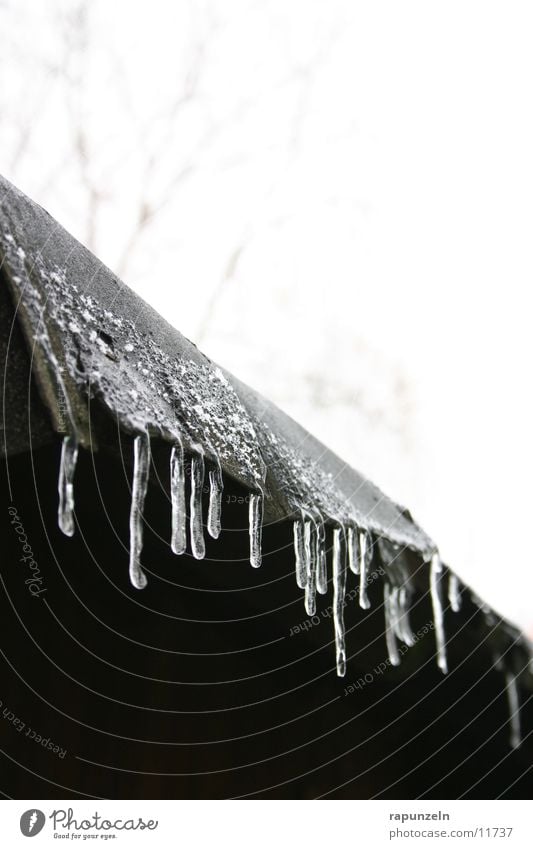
[332, 526, 347, 677]
[249, 489, 263, 568]
[430, 552, 448, 673]
[316, 515, 327, 595]
[128, 432, 151, 589]
[359, 529, 371, 609]
[170, 439, 186, 555]
[347, 525, 360, 574]
[293, 519, 307, 588]
[58, 434, 79, 537]
[448, 572, 462, 612]
[303, 516, 317, 616]
[207, 454, 223, 540]
[190, 450, 206, 560]
[505, 672, 522, 749]
[384, 582, 401, 666]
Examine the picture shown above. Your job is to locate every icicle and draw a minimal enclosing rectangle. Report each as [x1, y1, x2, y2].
[332, 527, 347, 677]
[128, 432, 151, 589]
[430, 552, 448, 674]
[448, 572, 462, 613]
[249, 490, 263, 568]
[505, 672, 521, 749]
[359, 530, 371, 609]
[207, 456, 223, 540]
[33, 314, 79, 540]
[170, 440, 186, 555]
[293, 519, 307, 588]
[316, 517, 327, 595]
[303, 518, 317, 616]
[190, 450, 206, 560]
[389, 586, 403, 641]
[58, 434, 79, 537]
[398, 586, 415, 647]
[347, 525, 360, 574]
[384, 582, 401, 666]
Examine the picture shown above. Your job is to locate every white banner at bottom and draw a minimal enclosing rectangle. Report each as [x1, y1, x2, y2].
[0, 799, 530, 848]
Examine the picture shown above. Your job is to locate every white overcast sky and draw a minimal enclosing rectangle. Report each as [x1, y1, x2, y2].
[2, 0, 533, 634]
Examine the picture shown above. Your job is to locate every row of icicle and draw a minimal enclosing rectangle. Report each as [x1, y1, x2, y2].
[57, 432, 522, 748]
[58, 432, 263, 587]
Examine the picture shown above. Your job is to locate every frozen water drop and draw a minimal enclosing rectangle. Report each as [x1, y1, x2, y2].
[128, 432, 151, 589]
[207, 455, 223, 540]
[359, 530, 371, 609]
[347, 526, 360, 574]
[190, 450, 206, 560]
[448, 572, 462, 613]
[58, 434, 78, 537]
[170, 440, 186, 555]
[384, 582, 401, 666]
[332, 526, 347, 677]
[430, 552, 448, 674]
[249, 490, 263, 568]
[505, 672, 521, 749]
